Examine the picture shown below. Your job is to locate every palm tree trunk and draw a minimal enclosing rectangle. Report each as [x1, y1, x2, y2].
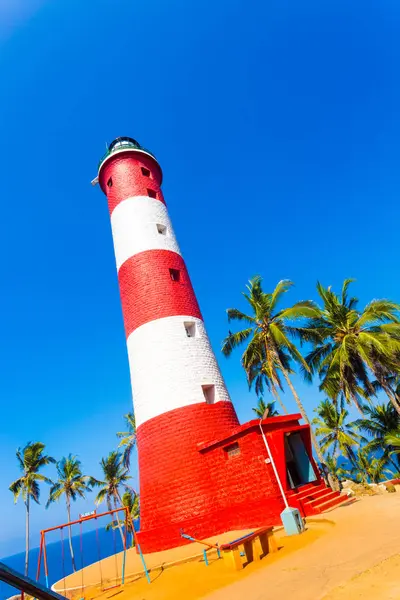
[271, 384, 288, 414]
[273, 354, 336, 489]
[66, 499, 76, 572]
[113, 494, 125, 545]
[25, 498, 29, 577]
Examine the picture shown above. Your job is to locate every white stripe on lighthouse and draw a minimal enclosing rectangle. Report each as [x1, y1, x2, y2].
[111, 196, 181, 270]
[126, 315, 231, 427]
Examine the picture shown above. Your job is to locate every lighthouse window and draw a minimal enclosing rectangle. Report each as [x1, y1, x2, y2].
[157, 223, 168, 236]
[147, 188, 157, 199]
[169, 268, 181, 282]
[184, 321, 197, 338]
[141, 167, 151, 177]
[107, 177, 113, 188]
[202, 384, 215, 404]
[224, 443, 241, 458]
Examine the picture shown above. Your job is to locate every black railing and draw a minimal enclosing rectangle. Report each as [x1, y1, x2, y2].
[0, 562, 66, 600]
[98, 142, 157, 169]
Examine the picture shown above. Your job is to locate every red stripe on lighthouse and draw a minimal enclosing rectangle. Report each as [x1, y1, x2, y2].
[118, 250, 202, 337]
[99, 152, 165, 215]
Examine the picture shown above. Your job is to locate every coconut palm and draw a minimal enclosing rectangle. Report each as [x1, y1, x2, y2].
[252, 398, 279, 418]
[322, 454, 349, 483]
[222, 276, 325, 465]
[9, 442, 55, 576]
[92, 451, 131, 543]
[345, 447, 391, 484]
[304, 279, 400, 415]
[352, 402, 400, 473]
[106, 490, 139, 547]
[117, 413, 136, 469]
[46, 455, 93, 572]
[312, 399, 361, 462]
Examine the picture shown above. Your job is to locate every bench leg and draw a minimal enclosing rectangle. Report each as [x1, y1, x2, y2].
[223, 548, 242, 571]
[244, 540, 254, 564]
[252, 536, 263, 561]
[267, 531, 278, 553]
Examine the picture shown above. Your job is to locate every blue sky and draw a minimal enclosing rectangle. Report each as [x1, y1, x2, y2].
[1, 0, 400, 555]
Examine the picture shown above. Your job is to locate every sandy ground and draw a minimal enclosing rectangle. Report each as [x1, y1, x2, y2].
[53, 493, 400, 600]
[61, 522, 330, 600]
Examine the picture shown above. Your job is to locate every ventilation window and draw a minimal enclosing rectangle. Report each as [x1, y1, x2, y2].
[157, 224, 168, 236]
[184, 321, 197, 338]
[224, 442, 241, 458]
[107, 177, 113, 188]
[202, 384, 215, 404]
[147, 188, 157, 199]
[169, 268, 181, 282]
[141, 167, 151, 177]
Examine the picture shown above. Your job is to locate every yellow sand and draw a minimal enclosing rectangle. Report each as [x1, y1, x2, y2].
[54, 523, 330, 600]
[323, 554, 400, 600]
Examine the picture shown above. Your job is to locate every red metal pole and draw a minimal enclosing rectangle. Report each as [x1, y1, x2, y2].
[40, 507, 128, 534]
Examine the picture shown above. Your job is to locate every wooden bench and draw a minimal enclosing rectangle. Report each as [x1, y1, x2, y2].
[219, 527, 278, 571]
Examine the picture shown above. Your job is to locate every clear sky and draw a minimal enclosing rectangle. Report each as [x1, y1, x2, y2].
[1, 0, 400, 556]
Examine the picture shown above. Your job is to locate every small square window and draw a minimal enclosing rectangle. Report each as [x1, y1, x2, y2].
[202, 384, 215, 404]
[224, 442, 241, 458]
[141, 167, 151, 177]
[169, 268, 180, 282]
[184, 322, 196, 337]
[157, 224, 168, 236]
[147, 188, 157, 199]
[107, 177, 113, 187]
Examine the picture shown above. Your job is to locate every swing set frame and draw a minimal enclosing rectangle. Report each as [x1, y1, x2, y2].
[36, 506, 150, 597]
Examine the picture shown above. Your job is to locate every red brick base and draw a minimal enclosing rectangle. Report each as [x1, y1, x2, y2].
[136, 405, 310, 553]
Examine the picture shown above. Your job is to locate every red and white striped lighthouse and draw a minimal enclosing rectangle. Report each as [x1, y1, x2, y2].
[97, 137, 240, 551]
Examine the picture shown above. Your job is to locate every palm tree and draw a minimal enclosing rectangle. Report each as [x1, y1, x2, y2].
[92, 451, 131, 544]
[9, 442, 55, 576]
[352, 402, 400, 473]
[312, 399, 361, 462]
[322, 454, 349, 483]
[385, 432, 400, 454]
[304, 279, 400, 415]
[222, 276, 326, 466]
[117, 413, 136, 469]
[344, 447, 390, 484]
[252, 398, 279, 418]
[46, 455, 93, 572]
[106, 490, 139, 547]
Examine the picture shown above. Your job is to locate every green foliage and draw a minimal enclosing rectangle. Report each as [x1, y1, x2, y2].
[117, 413, 136, 470]
[92, 451, 131, 508]
[312, 399, 360, 459]
[343, 447, 391, 484]
[252, 398, 279, 418]
[46, 455, 92, 508]
[9, 442, 55, 506]
[353, 402, 400, 470]
[304, 280, 400, 414]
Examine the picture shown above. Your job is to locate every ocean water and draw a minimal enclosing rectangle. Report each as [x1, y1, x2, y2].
[0, 526, 135, 600]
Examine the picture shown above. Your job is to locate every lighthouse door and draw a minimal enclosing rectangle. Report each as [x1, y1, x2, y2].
[285, 433, 317, 489]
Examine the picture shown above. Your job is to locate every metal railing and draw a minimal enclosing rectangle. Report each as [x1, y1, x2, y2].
[0, 561, 66, 600]
[98, 143, 157, 169]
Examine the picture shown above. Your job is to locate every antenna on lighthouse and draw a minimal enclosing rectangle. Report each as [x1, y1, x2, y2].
[91, 176, 99, 186]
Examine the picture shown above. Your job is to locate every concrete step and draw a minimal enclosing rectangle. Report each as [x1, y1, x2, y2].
[287, 482, 322, 495]
[287, 485, 328, 503]
[302, 488, 337, 507]
[313, 492, 350, 513]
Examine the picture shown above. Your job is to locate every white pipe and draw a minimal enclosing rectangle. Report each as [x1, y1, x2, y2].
[259, 419, 289, 509]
